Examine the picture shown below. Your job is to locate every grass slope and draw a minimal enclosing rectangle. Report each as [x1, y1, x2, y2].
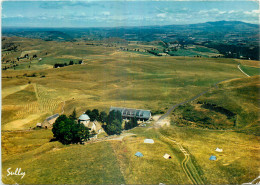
[172, 75, 259, 134]
[2, 130, 125, 184]
[160, 127, 259, 184]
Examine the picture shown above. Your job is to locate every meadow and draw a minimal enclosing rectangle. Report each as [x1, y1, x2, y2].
[2, 38, 246, 130]
[2, 37, 259, 184]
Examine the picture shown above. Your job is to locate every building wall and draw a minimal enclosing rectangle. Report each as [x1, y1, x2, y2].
[79, 120, 90, 128]
[41, 120, 51, 128]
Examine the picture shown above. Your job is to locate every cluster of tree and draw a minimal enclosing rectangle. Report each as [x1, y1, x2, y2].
[53, 60, 83, 68]
[53, 63, 68, 68]
[2, 42, 18, 51]
[147, 49, 164, 56]
[124, 117, 138, 130]
[52, 110, 90, 145]
[2, 64, 19, 70]
[205, 43, 259, 60]
[23, 73, 37, 77]
[85, 109, 108, 123]
[104, 110, 123, 135]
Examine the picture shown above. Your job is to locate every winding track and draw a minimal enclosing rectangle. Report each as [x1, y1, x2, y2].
[161, 135, 203, 184]
[238, 64, 250, 77]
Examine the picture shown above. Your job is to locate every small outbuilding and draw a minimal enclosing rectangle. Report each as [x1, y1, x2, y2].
[135, 152, 144, 157]
[209, 155, 217, 161]
[144, 139, 154, 144]
[215, 148, 223, 152]
[163, 154, 171, 159]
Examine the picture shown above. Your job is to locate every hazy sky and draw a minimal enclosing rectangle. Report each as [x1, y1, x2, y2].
[1, 1, 259, 27]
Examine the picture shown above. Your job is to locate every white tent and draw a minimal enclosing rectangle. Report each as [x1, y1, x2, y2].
[144, 139, 154, 144]
[215, 148, 223, 152]
[163, 153, 171, 159]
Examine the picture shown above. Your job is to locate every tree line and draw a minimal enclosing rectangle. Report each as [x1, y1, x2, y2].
[53, 60, 83, 68]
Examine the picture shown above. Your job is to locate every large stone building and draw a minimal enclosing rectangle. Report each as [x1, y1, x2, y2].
[109, 107, 151, 121]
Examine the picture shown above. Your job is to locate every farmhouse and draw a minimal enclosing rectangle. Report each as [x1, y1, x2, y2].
[41, 113, 59, 128]
[109, 107, 151, 121]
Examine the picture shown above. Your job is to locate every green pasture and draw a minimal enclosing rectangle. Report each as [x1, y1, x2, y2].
[240, 64, 260, 76]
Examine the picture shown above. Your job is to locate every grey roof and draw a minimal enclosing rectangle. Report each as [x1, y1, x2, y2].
[109, 107, 151, 119]
[46, 113, 59, 121]
[78, 114, 90, 121]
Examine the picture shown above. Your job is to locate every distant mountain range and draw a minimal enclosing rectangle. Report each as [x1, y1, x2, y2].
[2, 20, 258, 40]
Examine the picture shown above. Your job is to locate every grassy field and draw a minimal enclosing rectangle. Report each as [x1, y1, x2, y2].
[2, 38, 246, 130]
[160, 127, 259, 184]
[2, 130, 125, 184]
[2, 37, 259, 184]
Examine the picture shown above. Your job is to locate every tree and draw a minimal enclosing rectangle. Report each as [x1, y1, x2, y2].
[92, 109, 99, 121]
[85, 109, 92, 115]
[124, 117, 138, 130]
[69, 60, 74, 65]
[106, 119, 122, 135]
[105, 110, 122, 135]
[69, 108, 77, 120]
[85, 109, 100, 121]
[52, 115, 89, 144]
[108, 110, 122, 125]
[99, 111, 108, 123]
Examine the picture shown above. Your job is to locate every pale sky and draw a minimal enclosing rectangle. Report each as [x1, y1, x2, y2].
[1, 1, 259, 27]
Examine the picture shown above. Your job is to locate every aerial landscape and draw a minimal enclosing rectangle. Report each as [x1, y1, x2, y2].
[1, 1, 259, 184]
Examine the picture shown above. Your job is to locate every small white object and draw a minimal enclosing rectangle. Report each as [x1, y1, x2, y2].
[163, 153, 171, 159]
[215, 148, 223, 152]
[144, 139, 154, 144]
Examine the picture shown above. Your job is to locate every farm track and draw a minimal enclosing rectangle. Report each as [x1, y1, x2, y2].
[160, 135, 204, 185]
[238, 64, 250, 77]
[155, 77, 231, 127]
